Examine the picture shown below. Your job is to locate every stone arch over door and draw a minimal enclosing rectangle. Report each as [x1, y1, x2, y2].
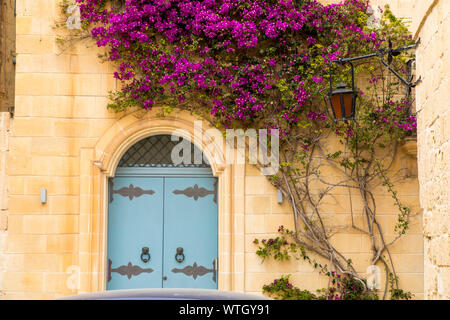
[107, 134, 217, 290]
[77, 107, 245, 293]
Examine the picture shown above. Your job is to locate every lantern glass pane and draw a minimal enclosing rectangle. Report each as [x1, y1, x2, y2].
[331, 94, 342, 119]
[343, 93, 353, 118]
[331, 94, 343, 119]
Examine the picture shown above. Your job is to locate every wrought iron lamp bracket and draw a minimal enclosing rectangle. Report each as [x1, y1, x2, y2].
[332, 38, 421, 89]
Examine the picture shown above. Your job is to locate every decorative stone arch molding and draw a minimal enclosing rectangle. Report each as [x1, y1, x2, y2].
[78, 107, 245, 293]
[94, 108, 227, 176]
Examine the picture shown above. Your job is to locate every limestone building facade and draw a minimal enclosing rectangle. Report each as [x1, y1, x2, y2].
[0, 0, 447, 299]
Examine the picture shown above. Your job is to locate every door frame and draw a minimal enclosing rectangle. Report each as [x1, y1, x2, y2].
[78, 110, 246, 294]
[114, 167, 216, 177]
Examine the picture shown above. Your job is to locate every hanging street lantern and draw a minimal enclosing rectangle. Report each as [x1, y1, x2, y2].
[328, 39, 421, 121]
[329, 59, 356, 121]
[329, 82, 356, 121]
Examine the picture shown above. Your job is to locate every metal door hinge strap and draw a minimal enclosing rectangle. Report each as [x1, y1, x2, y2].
[109, 180, 155, 203]
[171, 260, 217, 283]
[172, 180, 218, 203]
[107, 259, 154, 282]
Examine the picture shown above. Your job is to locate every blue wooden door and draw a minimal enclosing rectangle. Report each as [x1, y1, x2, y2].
[107, 177, 164, 290]
[107, 173, 218, 290]
[163, 177, 218, 289]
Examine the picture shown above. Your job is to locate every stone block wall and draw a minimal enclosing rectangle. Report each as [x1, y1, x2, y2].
[243, 150, 423, 298]
[412, 0, 450, 300]
[324, 0, 450, 301]
[2, 0, 118, 299]
[0, 0, 429, 299]
[0, 112, 9, 298]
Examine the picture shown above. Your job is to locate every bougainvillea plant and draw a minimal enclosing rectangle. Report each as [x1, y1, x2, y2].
[72, 0, 418, 299]
[262, 274, 380, 300]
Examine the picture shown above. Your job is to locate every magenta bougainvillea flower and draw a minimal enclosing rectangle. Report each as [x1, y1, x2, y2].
[75, 0, 416, 137]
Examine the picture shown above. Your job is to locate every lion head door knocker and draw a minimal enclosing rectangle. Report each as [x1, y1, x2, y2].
[141, 247, 151, 263]
[175, 247, 185, 263]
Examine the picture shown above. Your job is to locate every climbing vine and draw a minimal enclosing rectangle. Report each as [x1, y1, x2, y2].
[70, 0, 418, 299]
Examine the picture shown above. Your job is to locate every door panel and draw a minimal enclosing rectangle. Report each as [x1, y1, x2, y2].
[162, 177, 218, 289]
[106, 177, 164, 290]
[106, 175, 218, 290]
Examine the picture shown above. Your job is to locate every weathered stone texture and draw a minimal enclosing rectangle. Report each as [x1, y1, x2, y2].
[412, 0, 450, 300]
[0, 112, 9, 299]
[0, 0, 16, 113]
[0, 0, 432, 299]
[331, 0, 450, 301]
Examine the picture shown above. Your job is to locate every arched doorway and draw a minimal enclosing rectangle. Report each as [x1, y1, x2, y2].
[106, 135, 218, 290]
